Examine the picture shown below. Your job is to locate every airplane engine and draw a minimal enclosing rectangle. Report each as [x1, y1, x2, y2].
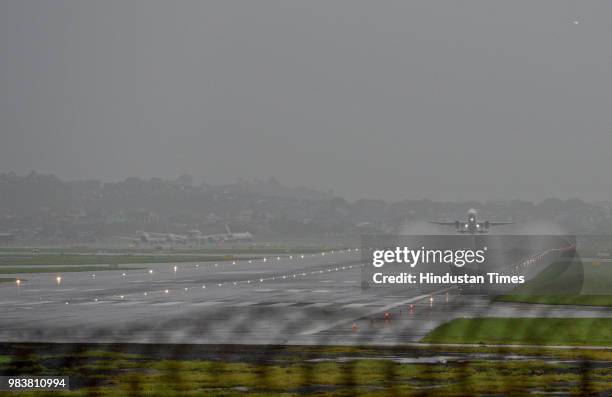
[454, 220, 460, 230]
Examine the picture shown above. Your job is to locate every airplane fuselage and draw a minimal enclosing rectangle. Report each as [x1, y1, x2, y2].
[456, 209, 489, 234]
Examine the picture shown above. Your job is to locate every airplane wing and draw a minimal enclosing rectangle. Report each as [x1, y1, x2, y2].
[488, 221, 514, 226]
[428, 221, 456, 226]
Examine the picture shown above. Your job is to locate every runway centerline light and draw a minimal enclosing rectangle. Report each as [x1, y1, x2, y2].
[164, 289, 169, 294]
[56, 276, 62, 285]
[15, 279, 21, 287]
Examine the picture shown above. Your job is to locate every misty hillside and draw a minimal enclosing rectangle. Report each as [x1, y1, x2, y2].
[0, 172, 611, 243]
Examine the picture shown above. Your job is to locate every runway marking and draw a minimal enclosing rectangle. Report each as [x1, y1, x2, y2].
[27, 300, 56, 305]
[305, 302, 334, 308]
[0, 301, 24, 305]
[191, 301, 223, 306]
[336, 297, 364, 303]
[253, 289, 277, 293]
[267, 302, 296, 307]
[342, 303, 369, 308]
[233, 301, 259, 307]
[300, 288, 453, 336]
[151, 301, 183, 306]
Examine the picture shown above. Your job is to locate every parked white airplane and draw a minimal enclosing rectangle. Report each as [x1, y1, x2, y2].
[188, 225, 253, 243]
[115, 232, 188, 245]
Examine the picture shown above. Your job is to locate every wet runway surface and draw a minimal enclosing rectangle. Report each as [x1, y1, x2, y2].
[1, 250, 610, 345]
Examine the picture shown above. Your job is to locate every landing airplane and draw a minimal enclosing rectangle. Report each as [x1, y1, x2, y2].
[429, 208, 513, 234]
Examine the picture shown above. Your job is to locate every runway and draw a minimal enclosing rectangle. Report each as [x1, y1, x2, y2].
[1, 250, 610, 346]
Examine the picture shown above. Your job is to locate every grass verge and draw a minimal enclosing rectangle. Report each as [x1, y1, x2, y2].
[422, 317, 612, 346]
[495, 294, 612, 307]
[0, 266, 139, 274]
[0, 254, 258, 267]
[0, 344, 610, 396]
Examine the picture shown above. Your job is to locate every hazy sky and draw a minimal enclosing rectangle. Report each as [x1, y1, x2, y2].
[1, 1, 611, 201]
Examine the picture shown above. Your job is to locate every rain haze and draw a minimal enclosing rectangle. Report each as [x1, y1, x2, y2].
[1, 0, 611, 201]
[2, 4, 612, 392]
